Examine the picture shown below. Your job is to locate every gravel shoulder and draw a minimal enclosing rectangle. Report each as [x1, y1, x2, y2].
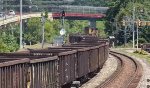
[132, 55, 150, 88]
[81, 54, 118, 88]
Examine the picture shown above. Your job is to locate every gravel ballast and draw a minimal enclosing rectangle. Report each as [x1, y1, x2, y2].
[130, 55, 150, 88]
[81, 54, 118, 88]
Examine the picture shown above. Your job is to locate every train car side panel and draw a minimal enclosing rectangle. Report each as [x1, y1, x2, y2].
[30, 56, 58, 88]
[76, 50, 90, 78]
[0, 59, 29, 88]
[58, 52, 77, 86]
[89, 47, 99, 72]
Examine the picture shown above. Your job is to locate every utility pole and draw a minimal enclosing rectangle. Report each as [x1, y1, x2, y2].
[136, 20, 140, 50]
[20, 0, 23, 49]
[62, 15, 65, 29]
[41, 15, 45, 48]
[62, 10, 65, 29]
[123, 19, 127, 47]
[132, 7, 135, 49]
[124, 24, 127, 47]
[136, 23, 139, 50]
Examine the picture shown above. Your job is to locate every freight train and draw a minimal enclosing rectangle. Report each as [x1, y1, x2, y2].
[0, 35, 109, 88]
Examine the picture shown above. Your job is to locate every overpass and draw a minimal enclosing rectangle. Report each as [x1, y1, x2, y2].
[0, 6, 109, 28]
[0, 13, 53, 27]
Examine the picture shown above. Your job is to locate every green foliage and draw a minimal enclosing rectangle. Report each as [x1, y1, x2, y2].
[105, 0, 150, 46]
[23, 18, 88, 44]
[140, 26, 150, 43]
[44, 10, 48, 18]
[44, 20, 59, 43]
[0, 38, 8, 52]
[24, 18, 41, 44]
[138, 38, 147, 43]
[97, 21, 107, 37]
[65, 20, 88, 34]
[0, 32, 19, 53]
[0, 17, 107, 53]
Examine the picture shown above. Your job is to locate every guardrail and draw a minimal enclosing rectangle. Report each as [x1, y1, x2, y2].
[0, 13, 53, 26]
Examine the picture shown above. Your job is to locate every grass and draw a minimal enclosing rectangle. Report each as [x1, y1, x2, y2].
[115, 42, 133, 48]
[18, 43, 52, 51]
[130, 51, 150, 63]
[113, 48, 150, 64]
[25, 43, 51, 49]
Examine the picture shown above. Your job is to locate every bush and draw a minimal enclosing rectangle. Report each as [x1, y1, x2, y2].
[0, 33, 19, 52]
[0, 38, 8, 52]
[133, 50, 148, 55]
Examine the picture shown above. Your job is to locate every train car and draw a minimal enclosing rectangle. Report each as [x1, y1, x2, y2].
[69, 34, 108, 44]
[0, 35, 109, 88]
[29, 49, 77, 87]
[49, 47, 90, 79]
[62, 44, 99, 73]
[0, 53, 58, 88]
[28, 41, 109, 87]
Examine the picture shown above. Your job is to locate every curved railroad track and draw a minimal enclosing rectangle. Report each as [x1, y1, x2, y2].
[97, 51, 143, 88]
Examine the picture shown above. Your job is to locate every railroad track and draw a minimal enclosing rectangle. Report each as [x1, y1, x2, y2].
[97, 51, 143, 88]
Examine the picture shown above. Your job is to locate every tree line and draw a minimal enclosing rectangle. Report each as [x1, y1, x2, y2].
[0, 17, 90, 52]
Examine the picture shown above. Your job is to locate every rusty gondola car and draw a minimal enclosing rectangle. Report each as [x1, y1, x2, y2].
[0, 35, 109, 88]
[0, 53, 59, 88]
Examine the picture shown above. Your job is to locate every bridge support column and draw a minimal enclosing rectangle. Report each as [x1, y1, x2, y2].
[89, 20, 96, 28]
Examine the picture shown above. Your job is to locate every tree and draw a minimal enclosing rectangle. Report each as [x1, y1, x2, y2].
[105, 0, 150, 45]
[24, 18, 41, 45]
[44, 20, 59, 43]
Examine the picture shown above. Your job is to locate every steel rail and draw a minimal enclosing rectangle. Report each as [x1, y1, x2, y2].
[95, 51, 124, 88]
[96, 51, 142, 88]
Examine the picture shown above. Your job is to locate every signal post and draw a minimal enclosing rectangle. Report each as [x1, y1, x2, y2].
[122, 20, 150, 50]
